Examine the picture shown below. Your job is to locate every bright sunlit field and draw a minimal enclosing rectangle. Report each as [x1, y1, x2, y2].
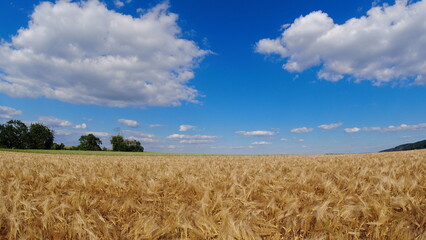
[1, 150, 425, 239]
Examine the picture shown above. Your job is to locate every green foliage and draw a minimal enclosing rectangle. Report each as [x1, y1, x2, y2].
[0, 120, 29, 149]
[52, 143, 65, 150]
[110, 135, 144, 152]
[0, 120, 55, 150]
[78, 134, 102, 151]
[110, 135, 126, 151]
[28, 123, 54, 149]
[124, 139, 144, 152]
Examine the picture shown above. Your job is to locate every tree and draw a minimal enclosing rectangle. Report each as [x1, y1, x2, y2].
[52, 143, 65, 150]
[28, 123, 54, 149]
[0, 120, 29, 149]
[110, 135, 144, 152]
[78, 134, 102, 151]
[110, 135, 126, 151]
[124, 139, 144, 152]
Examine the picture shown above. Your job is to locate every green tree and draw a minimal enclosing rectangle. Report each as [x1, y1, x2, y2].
[0, 120, 29, 149]
[28, 123, 54, 149]
[52, 143, 65, 150]
[124, 139, 144, 152]
[110, 135, 126, 151]
[110, 135, 144, 152]
[78, 134, 102, 151]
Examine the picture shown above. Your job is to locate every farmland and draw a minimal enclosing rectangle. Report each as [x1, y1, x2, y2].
[1, 150, 425, 239]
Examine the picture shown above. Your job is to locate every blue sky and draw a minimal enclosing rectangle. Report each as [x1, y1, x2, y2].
[0, 0, 425, 154]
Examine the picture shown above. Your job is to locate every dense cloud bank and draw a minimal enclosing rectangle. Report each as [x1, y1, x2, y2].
[0, 0, 208, 107]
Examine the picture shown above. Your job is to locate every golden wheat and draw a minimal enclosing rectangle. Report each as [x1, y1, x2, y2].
[0, 150, 425, 239]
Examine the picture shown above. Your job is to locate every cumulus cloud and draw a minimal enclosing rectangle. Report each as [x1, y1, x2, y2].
[290, 127, 313, 133]
[54, 129, 76, 136]
[251, 141, 272, 145]
[55, 129, 108, 137]
[0, 1, 208, 107]
[256, 0, 426, 85]
[38, 115, 86, 129]
[127, 136, 158, 143]
[0, 106, 22, 119]
[235, 130, 276, 137]
[121, 130, 157, 143]
[74, 123, 87, 129]
[87, 131, 110, 137]
[38, 116, 73, 127]
[122, 130, 155, 138]
[167, 134, 217, 144]
[344, 127, 362, 133]
[118, 119, 139, 128]
[318, 122, 343, 130]
[179, 125, 196, 132]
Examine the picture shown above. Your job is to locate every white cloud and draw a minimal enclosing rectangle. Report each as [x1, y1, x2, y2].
[179, 125, 196, 132]
[252, 141, 272, 145]
[235, 130, 276, 136]
[55, 129, 109, 138]
[86, 131, 110, 137]
[148, 124, 163, 128]
[318, 122, 342, 130]
[122, 130, 155, 138]
[0, 106, 22, 119]
[54, 129, 75, 136]
[167, 134, 216, 140]
[38, 115, 86, 129]
[256, 0, 426, 85]
[256, 38, 288, 57]
[344, 127, 361, 133]
[0, 1, 208, 107]
[167, 134, 217, 144]
[280, 138, 288, 141]
[74, 123, 87, 129]
[180, 139, 214, 144]
[123, 130, 157, 143]
[381, 123, 426, 132]
[362, 126, 382, 132]
[118, 119, 139, 128]
[290, 127, 313, 133]
[38, 116, 73, 127]
[114, 0, 124, 8]
[345, 123, 426, 133]
[114, 0, 131, 8]
[127, 136, 158, 143]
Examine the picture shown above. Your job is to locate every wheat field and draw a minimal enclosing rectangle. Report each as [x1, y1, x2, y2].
[0, 150, 425, 239]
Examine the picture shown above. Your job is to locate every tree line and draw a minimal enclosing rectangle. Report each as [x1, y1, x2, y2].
[0, 120, 144, 152]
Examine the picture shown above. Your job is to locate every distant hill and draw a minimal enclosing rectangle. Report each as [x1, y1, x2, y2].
[381, 139, 426, 152]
